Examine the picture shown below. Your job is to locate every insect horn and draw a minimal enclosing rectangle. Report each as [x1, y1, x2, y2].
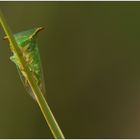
[3, 35, 8, 40]
[30, 27, 44, 39]
[3, 26, 45, 41]
[35, 27, 44, 34]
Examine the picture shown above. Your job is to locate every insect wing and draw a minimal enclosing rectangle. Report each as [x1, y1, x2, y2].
[16, 66, 37, 100]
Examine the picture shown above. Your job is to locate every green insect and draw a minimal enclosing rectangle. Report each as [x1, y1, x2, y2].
[4, 27, 46, 100]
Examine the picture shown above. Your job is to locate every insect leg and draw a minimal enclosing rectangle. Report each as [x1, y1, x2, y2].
[10, 55, 16, 64]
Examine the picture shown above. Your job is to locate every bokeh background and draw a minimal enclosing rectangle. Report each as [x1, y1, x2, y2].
[0, 1, 140, 138]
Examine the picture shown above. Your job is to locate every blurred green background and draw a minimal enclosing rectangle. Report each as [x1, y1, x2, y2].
[0, 1, 140, 138]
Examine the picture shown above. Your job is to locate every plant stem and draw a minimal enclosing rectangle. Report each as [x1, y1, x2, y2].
[0, 10, 65, 139]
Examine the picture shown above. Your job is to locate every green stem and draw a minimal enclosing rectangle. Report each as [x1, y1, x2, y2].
[0, 10, 65, 139]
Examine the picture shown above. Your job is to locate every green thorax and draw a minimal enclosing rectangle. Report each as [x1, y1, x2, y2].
[14, 27, 43, 81]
